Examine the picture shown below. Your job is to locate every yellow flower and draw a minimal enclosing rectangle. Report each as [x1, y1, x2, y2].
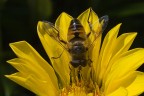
[6, 8, 144, 96]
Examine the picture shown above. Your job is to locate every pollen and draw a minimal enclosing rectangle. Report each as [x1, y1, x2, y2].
[60, 81, 102, 96]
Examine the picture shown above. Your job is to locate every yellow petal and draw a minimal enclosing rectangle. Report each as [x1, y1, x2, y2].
[111, 48, 144, 75]
[107, 87, 127, 96]
[112, 32, 137, 57]
[104, 71, 137, 94]
[51, 50, 71, 86]
[105, 48, 144, 94]
[6, 73, 27, 88]
[6, 73, 59, 96]
[96, 24, 121, 84]
[78, 8, 99, 34]
[126, 72, 144, 96]
[7, 58, 31, 75]
[37, 21, 65, 58]
[88, 34, 102, 81]
[90, 34, 102, 62]
[9, 41, 59, 91]
[104, 32, 137, 81]
[55, 12, 73, 42]
[37, 21, 70, 86]
[7, 58, 51, 81]
[25, 75, 59, 96]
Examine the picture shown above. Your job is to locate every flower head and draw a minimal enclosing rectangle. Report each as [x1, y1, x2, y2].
[6, 8, 144, 96]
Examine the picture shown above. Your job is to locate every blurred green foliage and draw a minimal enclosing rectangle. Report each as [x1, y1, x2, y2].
[0, 0, 144, 95]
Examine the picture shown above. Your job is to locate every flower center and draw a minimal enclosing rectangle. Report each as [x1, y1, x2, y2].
[60, 83, 102, 96]
[60, 67, 103, 96]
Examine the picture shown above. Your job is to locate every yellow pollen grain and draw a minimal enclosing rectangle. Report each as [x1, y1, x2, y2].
[60, 84, 103, 96]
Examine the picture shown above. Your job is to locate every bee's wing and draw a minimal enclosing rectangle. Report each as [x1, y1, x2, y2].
[88, 15, 108, 35]
[42, 21, 68, 51]
[86, 15, 109, 62]
[87, 15, 109, 45]
[99, 15, 109, 33]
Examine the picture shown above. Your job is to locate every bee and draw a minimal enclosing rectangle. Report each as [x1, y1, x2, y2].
[42, 15, 108, 68]
[68, 18, 91, 68]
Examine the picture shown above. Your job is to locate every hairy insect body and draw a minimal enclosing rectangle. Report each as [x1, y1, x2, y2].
[45, 15, 108, 68]
[68, 18, 88, 68]
[69, 37, 87, 67]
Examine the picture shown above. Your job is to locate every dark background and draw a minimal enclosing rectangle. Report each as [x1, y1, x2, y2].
[0, 0, 144, 96]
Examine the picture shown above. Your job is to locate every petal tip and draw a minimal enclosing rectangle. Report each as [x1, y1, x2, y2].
[130, 32, 137, 37]
[37, 21, 43, 25]
[5, 75, 12, 79]
[118, 23, 122, 26]
[9, 41, 27, 47]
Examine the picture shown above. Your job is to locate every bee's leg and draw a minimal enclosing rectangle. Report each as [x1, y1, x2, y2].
[85, 47, 93, 67]
[70, 66, 81, 86]
[86, 48, 96, 81]
[77, 66, 83, 85]
[87, 31, 91, 38]
[78, 66, 82, 80]
[51, 49, 65, 59]
[60, 40, 67, 44]
[87, 59, 92, 67]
